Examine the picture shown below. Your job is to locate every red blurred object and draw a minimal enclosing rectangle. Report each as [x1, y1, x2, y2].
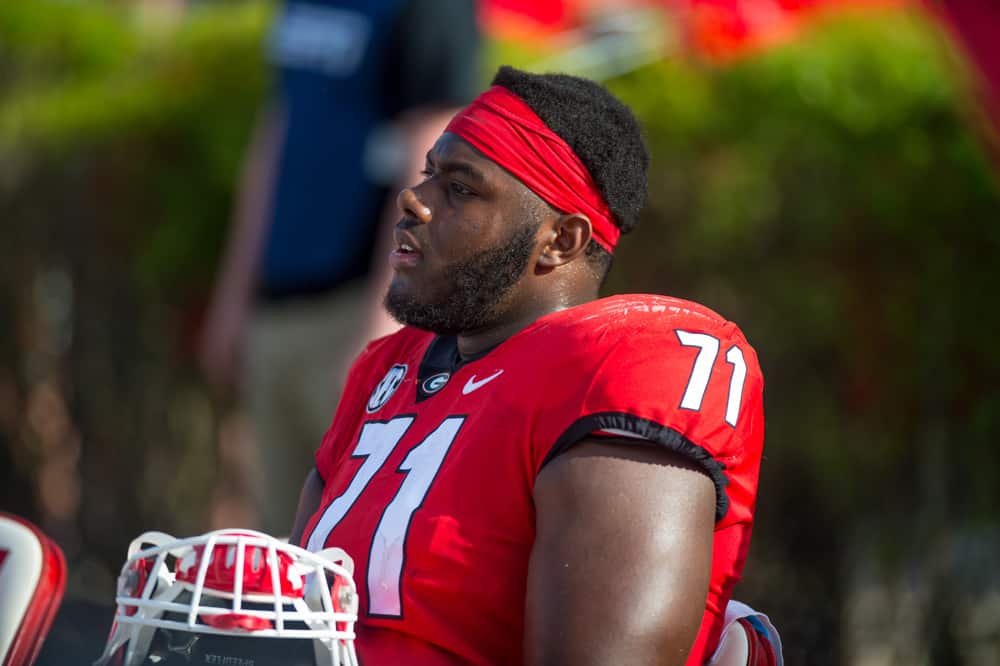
[672, 0, 906, 59]
[0, 512, 67, 666]
[931, 0, 1000, 143]
[479, 0, 577, 41]
[480, 0, 905, 59]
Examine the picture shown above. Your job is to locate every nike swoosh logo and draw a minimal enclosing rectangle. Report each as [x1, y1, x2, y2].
[462, 370, 504, 395]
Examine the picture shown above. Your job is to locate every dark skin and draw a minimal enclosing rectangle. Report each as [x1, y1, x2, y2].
[388, 133, 599, 355]
[291, 132, 716, 665]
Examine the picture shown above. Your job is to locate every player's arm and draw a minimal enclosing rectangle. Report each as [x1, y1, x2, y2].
[525, 438, 716, 666]
[198, 104, 284, 389]
[289, 468, 324, 547]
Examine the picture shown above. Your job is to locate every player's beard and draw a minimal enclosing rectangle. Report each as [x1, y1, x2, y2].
[384, 223, 537, 336]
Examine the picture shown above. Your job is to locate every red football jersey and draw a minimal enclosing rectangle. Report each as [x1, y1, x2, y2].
[302, 294, 765, 665]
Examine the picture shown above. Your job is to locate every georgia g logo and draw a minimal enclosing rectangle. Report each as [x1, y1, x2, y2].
[367, 364, 407, 413]
[422, 372, 450, 395]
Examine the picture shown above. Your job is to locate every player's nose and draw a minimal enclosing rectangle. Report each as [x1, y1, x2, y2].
[396, 186, 432, 225]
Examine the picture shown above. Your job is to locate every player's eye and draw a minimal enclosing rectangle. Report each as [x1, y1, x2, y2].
[450, 181, 475, 197]
[419, 168, 434, 180]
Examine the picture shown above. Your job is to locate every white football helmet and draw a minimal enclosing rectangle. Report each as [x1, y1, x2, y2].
[95, 529, 358, 666]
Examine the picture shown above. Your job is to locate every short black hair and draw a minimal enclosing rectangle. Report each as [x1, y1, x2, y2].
[491, 66, 649, 278]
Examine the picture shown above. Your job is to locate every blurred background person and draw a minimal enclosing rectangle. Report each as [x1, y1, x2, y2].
[198, 0, 481, 536]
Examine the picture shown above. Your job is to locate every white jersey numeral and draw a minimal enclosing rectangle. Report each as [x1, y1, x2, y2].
[368, 417, 464, 616]
[676, 330, 749, 427]
[724, 345, 747, 427]
[306, 417, 413, 553]
[305, 415, 464, 618]
[676, 331, 720, 411]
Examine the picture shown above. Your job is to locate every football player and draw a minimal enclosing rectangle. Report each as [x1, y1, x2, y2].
[289, 65, 770, 665]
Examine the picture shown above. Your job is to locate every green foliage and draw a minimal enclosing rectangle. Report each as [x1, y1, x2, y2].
[600, 9, 1000, 527]
[0, 0, 272, 302]
[0, 1, 135, 86]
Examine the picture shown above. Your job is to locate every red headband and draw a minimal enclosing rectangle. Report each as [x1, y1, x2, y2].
[445, 86, 619, 253]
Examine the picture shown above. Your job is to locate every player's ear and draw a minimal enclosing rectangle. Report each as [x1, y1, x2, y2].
[537, 213, 591, 269]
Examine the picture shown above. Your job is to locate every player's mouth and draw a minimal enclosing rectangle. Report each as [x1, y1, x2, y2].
[390, 231, 423, 269]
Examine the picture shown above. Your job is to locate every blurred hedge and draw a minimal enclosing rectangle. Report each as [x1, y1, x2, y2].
[610, 8, 1000, 521]
[0, 0, 270, 302]
[0, 0, 273, 597]
[2, 1, 999, 662]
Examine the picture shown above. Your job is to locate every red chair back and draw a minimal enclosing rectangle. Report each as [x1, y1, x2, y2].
[708, 600, 783, 666]
[0, 513, 67, 666]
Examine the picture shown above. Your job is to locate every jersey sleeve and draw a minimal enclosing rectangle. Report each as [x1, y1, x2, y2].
[537, 320, 765, 525]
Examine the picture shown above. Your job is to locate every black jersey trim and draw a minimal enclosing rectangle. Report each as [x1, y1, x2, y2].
[415, 336, 459, 402]
[415, 335, 499, 402]
[541, 412, 731, 522]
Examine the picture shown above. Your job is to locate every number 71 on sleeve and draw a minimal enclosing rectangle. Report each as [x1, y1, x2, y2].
[676, 330, 747, 428]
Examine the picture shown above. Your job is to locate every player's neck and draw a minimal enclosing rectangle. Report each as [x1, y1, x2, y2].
[456, 285, 598, 358]
[456, 316, 539, 359]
